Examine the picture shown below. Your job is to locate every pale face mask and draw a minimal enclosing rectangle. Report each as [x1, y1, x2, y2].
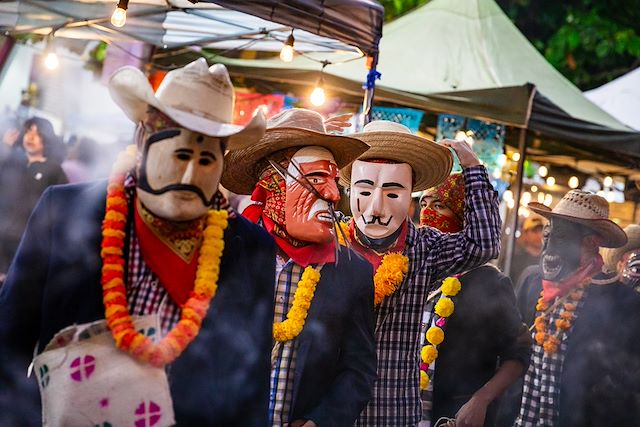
[137, 128, 225, 221]
[284, 146, 340, 243]
[350, 160, 413, 239]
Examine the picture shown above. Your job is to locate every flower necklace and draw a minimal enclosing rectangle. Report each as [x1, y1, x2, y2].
[533, 278, 589, 354]
[273, 266, 321, 342]
[101, 166, 228, 368]
[336, 221, 409, 305]
[419, 276, 462, 390]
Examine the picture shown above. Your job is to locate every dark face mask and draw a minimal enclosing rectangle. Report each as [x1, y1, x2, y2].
[540, 218, 590, 281]
[621, 250, 640, 290]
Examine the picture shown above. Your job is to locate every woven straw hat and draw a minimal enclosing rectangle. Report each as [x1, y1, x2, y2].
[221, 108, 369, 195]
[108, 58, 265, 150]
[340, 120, 453, 192]
[601, 224, 640, 272]
[529, 190, 627, 248]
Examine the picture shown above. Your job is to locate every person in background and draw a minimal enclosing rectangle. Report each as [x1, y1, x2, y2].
[601, 224, 640, 292]
[0, 115, 20, 162]
[506, 190, 640, 427]
[509, 216, 545, 286]
[418, 174, 531, 427]
[0, 116, 68, 277]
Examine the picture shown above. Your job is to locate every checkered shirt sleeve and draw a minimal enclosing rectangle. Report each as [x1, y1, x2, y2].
[516, 289, 588, 427]
[356, 166, 501, 427]
[269, 258, 304, 426]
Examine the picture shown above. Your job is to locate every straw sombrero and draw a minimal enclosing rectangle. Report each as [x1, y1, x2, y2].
[108, 58, 265, 150]
[528, 190, 627, 248]
[221, 108, 369, 195]
[340, 120, 453, 192]
[601, 224, 640, 272]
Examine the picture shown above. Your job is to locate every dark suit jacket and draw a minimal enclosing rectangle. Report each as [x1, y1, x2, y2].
[0, 181, 276, 426]
[432, 266, 531, 426]
[499, 270, 640, 427]
[276, 247, 377, 426]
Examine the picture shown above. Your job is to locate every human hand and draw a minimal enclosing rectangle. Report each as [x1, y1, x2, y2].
[289, 420, 317, 427]
[324, 113, 353, 133]
[454, 394, 488, 427]
[439, 138, 481, 168]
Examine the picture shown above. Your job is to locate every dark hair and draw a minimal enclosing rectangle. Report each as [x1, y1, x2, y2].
[19, 117, 66, 164]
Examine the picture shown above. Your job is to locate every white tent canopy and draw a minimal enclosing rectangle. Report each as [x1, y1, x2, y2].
[585, 67, 640, 131]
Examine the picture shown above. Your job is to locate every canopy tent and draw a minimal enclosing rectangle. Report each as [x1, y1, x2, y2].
[585, 67, 640, 131]
[198, 0, 640, 163]
[0, 0, 383, 56]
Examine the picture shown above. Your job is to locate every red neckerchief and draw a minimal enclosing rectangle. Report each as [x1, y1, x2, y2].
[134, 201, 202, 306]
[242, 172, 335, 267]
[348, 218, 409, 270]
[541, 236, 604, 302]
[419, 207, 463, 233]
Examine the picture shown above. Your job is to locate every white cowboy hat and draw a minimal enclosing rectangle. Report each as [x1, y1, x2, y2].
[340, 120, 453, 192]
[108, 58, 265, 150]
[221, 108, 369, 195]
[601, 224, 640, 272]
[529, 189, 627, 248]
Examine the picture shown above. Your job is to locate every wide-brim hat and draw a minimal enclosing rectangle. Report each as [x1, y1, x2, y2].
[528, 189, 627, 248]
[339, 120, 453, 192]
[108, 58, 265, 150]
[221, 108, 369, 195]
[601, 224, 640, 272]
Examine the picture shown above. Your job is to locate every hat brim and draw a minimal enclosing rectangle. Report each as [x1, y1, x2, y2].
[339, 131, 453, 192]
[528, 202, 627, 248]
[108, 66, 265, 150]
[220, 127, 369, 195]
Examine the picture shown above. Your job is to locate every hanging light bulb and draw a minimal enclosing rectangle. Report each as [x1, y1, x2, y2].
[546, 176, 555, 186]
[544, 193, 553, 206]
[522, 191, 531, 205]
[512, 152, 521, 162]
[537, 192, 545, 203]
[280, 31, 295, 62]
[530, 185, 538, 193]
[111, 0, 129, 27]
[538, 165, 548, 178]
[603, 176, 613, 188]
[503, 189, 513, 202]
[568, 176, 579, 189]
[310, 75, 326, 107]
[43, 34, 59, 70]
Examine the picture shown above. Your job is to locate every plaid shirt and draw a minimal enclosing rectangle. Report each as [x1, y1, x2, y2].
[356, 166, 501, 427]
[123, 174, 233, 334]
[269, 256, 304, 426]
[516, 288, 588, 427]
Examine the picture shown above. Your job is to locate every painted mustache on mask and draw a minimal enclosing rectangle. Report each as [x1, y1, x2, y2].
[362, 216, 393, 226]
[138, 183, 214, 207]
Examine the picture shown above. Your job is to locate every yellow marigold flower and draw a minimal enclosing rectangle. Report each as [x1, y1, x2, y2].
[426, 326, 444, 345]
[441, 277, 461, 296]
[373, 253, 409, 305]
[421, 345, 438, 364]
[335, 222, 350, 246]
[435, 297, 455, 318]
[420, 370, 430, 390]
[535, 331, 546, 345]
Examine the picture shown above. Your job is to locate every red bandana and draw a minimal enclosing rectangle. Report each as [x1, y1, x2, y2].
[134, 200, 204, 306]
[348, 218, 409, 270]
[420, 207, 463, 232]
[243, 171, 335, 267]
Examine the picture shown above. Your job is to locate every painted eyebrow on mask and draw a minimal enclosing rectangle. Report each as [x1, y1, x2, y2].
[148, 129, 181, 144]
[382, 182, 405, 188]
[354, 179, 374, 186]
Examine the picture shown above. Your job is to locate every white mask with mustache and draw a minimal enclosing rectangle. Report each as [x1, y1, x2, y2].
[350, 160, 413, 239]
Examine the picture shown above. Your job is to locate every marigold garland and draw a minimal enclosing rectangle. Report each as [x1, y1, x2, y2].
[374, 252, 410, 305]
[273, 266, 321, 342]
[100, 156, 228, 368]
[419, 276, 462, 390]
[533, 279, 589, 355]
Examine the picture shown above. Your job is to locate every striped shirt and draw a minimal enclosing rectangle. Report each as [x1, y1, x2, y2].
[356, 166, 501, 426]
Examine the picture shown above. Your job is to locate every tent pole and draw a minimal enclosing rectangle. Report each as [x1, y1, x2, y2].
[503, 126, 528, 279]
[362, 54, 379, 124]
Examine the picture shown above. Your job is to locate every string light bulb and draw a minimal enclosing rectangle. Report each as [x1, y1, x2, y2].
[546, 176, 555, 186]
[568, 176, 579, 189]
[280, 31, 295, 62]
[43, 34, 59, 70]
[111, 0, 129, 27]
[603, 176, 613, 188]
[310, 73, 326, 107]
[512, 152, 521, 162]
[538, 165, 548, 177]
